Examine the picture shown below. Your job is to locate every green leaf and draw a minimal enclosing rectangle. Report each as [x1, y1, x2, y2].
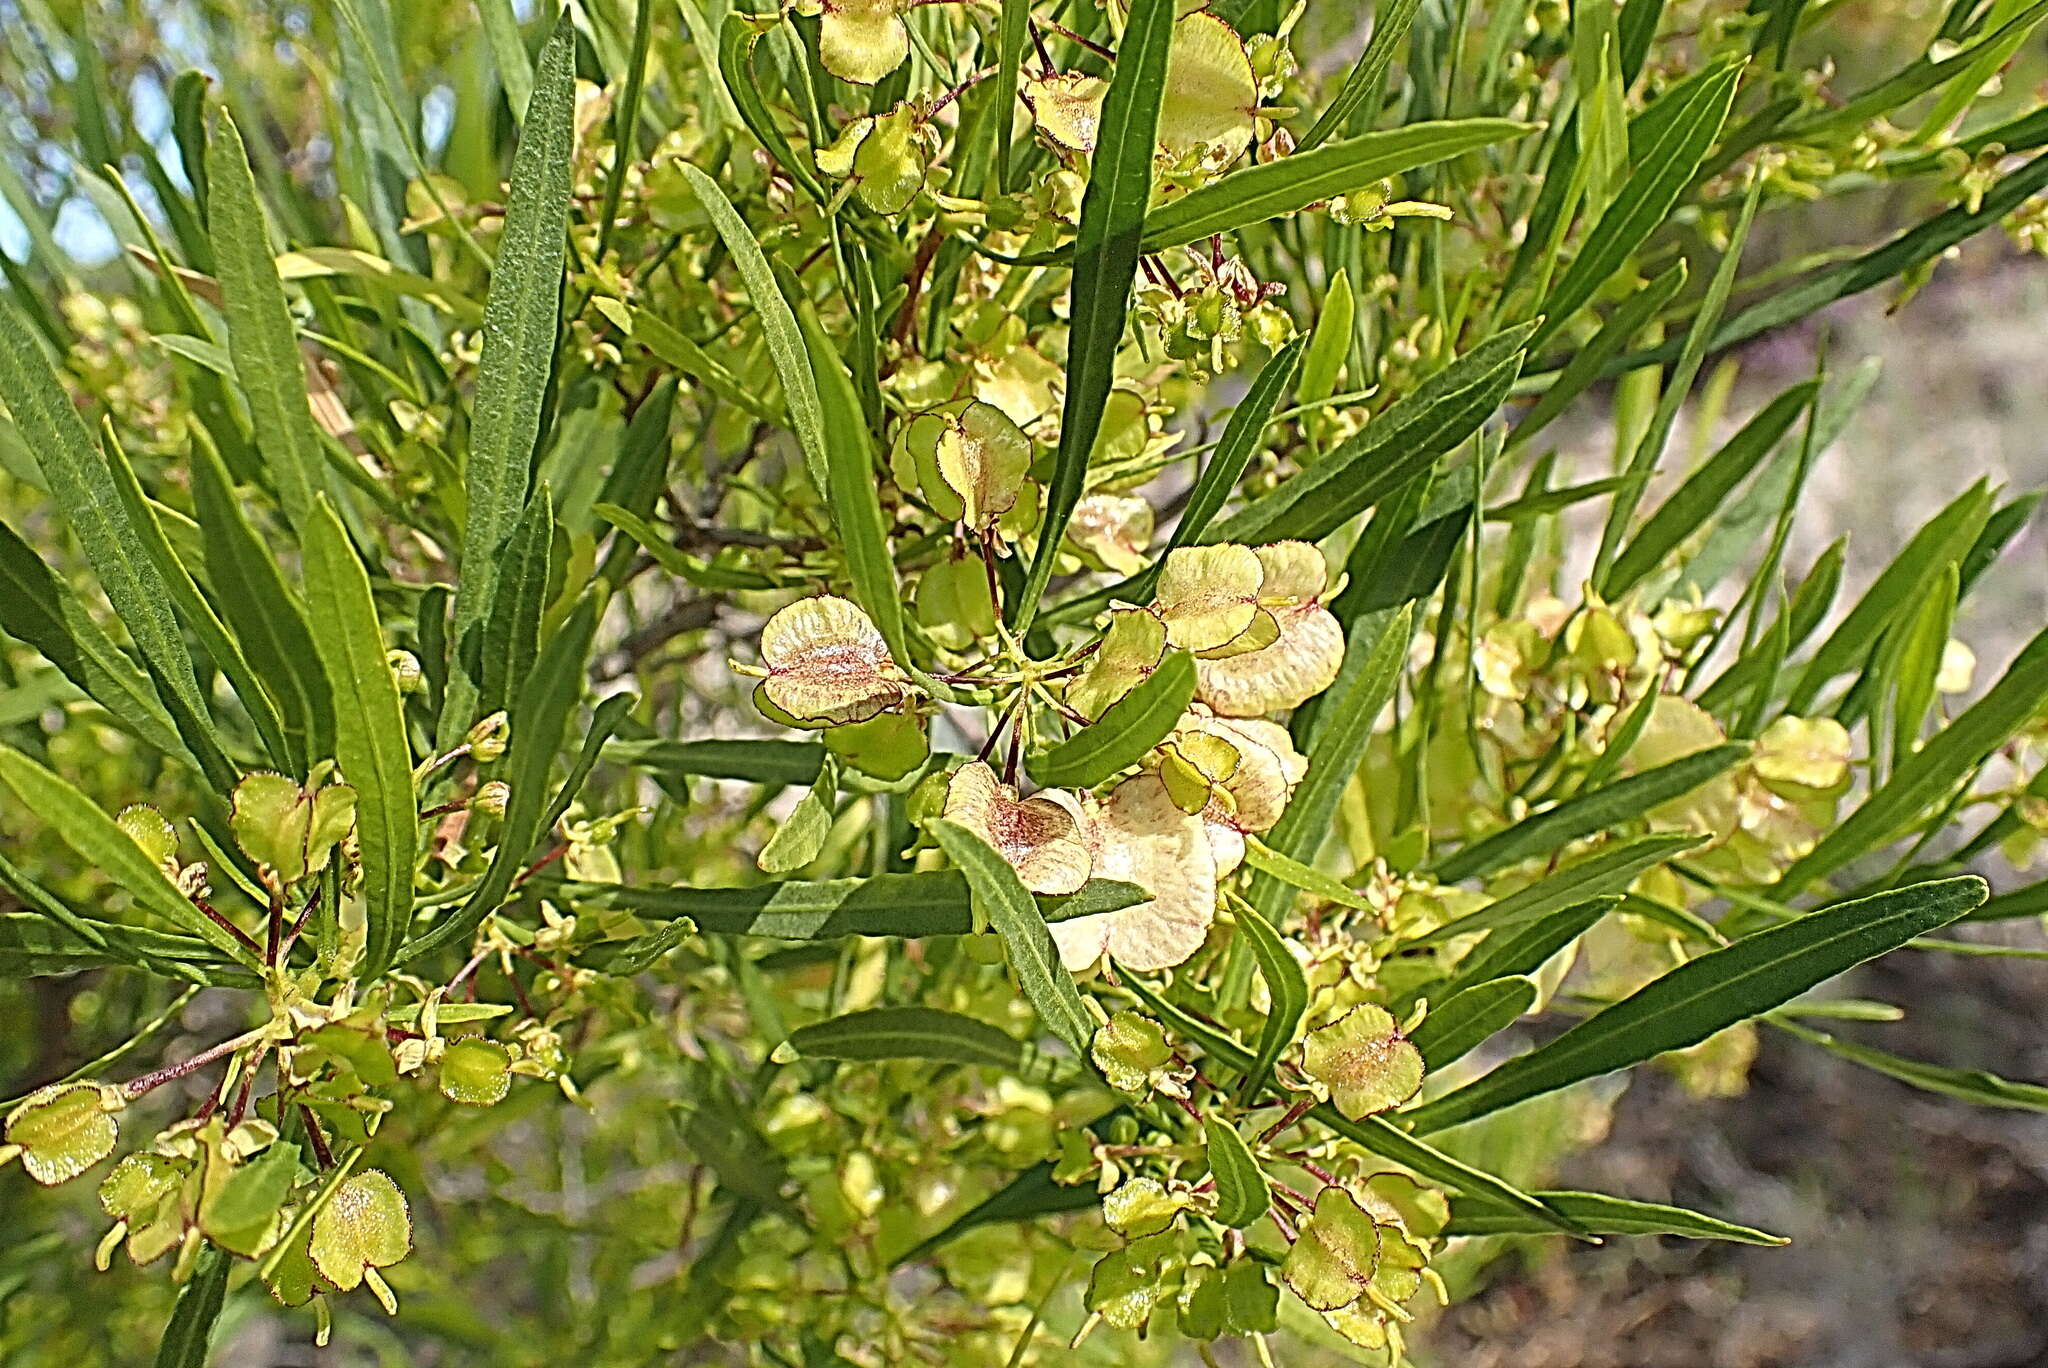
[0, 514, 192, 767]
[406, 591, 602, 965]
[1139, 120, 1538, 253]
[892, 1162, 1100, 1268]
[203, 1140, 301, 1236]
[792, 299, 912, 671]
[0, 746, 257, 964]
[1437, 897, 1618, 1001]
[152, 1240, 231, 1368]
[1026, 651, 1195, 789]
[1210, 324, 1534, 545]
[1775, 1019, 2048, 1111]
[1529, 59, 1744, 350]
[1444, 1191, 1787, 1245]
[1586, 210, 1749, 562]
[1509, 262, 1686, 448]
[605, 737, 826, 788]
[1012, 0, 1174, 633]
[1241, 841, 1372, 912]
[678, 162, 827, 493]
[1160, 338, 1304, 565]
[1783, 481, 1992, 716]
[931, 820, 1096, 1059]
[1641, 149, 2048, 371]
[1236, 896, 1310, 1097]
[477, 484, 556, 718]
[593, 298, 777, 423]
[301, 497, 416, 978]
[0, 304, 233, 790]
[1782, 627, 2048, 889]
[1298, 0, 1423, 150]
[1414, 833, 1703, 948]
[1204, 1118, 1269, 1228]
[1431, 745, 1748, 885]
[714, 16, 826, 206]
[203, 111, 326, 535]
[0, 912, 249, 984]
[1404, 876, 1989, 1134]
[1410, 976, 1537, 1070]
[778, 1006, 1028, 1071]
[478, 0, 533, 116]
[1603, 380, 1816, 599]
[758, 757, 837, 874]
[1246, 606, 1414, 921]
[100, 424, 292, 768]
[190, 436, 331, 767]
[442, 15, 577, 748]
[561, 872, 1150, 939]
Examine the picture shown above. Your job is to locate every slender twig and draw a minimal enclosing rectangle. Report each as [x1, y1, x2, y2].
[299, 1104, 335, 1170]
[192, 897, 264, 959]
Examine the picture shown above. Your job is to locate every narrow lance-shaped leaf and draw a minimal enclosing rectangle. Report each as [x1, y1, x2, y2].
[1210, 324, 1534, 545]
[442, 15, 577, 748]
[190, 434, 333, 765]
[1413, 832, 1704, 948]
[1138, 119, 1538, 252]
[100, 422, 292, 768]
[152, 1241, 231, 1368]
[1430, 744, 1749, 885]
[0, 304, 234, 789]
[1782, 627, 2048, 890]
[1403, 876, 1989, 1134]
[1445, 1191, 1787, 1245]
[778, 1007, 1029, 1071]
[1204, 1119, 1269, 1228]
[794, 298, 912, 672]
[1234, 896, 1310, 1098]
[1247, 605, 1412, 923]
[1619, 149, 2048, 375]
[1591, 171, 1763, 589]
[0, 746, 257, 964]
[1436, 896, 1619, 1001]
[1027, 651, 1195, 790]
[1603, 379, 1817, 599]
[0, 515, 194, 768]
[302, 497, 417, 979]
[1528, 58, 1744, 350]
[560, 872, 1151, 939]
[204, 111, 326, 534]
[1298, 0, 1423, 149]
[1012, 0, 1174, 632]
[1772, 1019, 2048, 1112]
[1410, 976, 1537, 1070]
[1509, 262, 1686, 447]
[932, 820, 1097, 1059]
[406, 591, 602, 965]
[679, 162, 826, 485]
[477, 484, 556, 718]
[1782, 481, 1991, 716]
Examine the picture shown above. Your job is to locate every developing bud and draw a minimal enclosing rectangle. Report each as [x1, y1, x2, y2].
[465, 712, 510, 763]
[386, 650, 424, 695]
[473, 781, 511, 818]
